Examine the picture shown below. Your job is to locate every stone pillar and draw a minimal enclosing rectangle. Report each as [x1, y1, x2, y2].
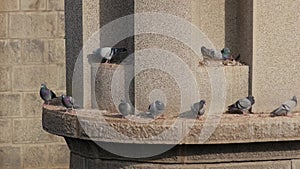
[252, 0, 300, 112]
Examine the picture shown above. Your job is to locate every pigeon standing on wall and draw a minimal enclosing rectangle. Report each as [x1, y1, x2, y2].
[270, 96, 297, 117]
[118, 100, 134, 117]
[201, 46, 223, 60]
[191, 100, 206, 119]
[61, 95, 79, 109]
[40, 84, 57, 104]
[228, 96, 255, 114]
[93, 47, 127, 63]
[147, 100, 165, 119]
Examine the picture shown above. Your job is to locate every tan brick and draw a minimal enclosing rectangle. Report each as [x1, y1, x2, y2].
[0, 146, 21, 169]
[21, 0, 46, 10]
[57, 12, 65, 37]
[47, 0, 64, 11]
[23, 93, 44, 117]
[9, 12, 57, 38]
[0, 40, 21, 65]
[0, 0, 19, 11]
[0, 66, 11, 92]
[207, 160, 291, 169]
[58, 64, 66, 90]
[292, 159, 300, 169]
[0, 93, 21, 117]
[0, 119, 12, 143]
[0, 13, 7, 37]
[13, 65, 58, 91]
[22, 39, 45, 64]
[47, 39, 65, 63]
[48, 144, 70, 168]
[13, 118, 61, 144]
[23, 145, 47, 168]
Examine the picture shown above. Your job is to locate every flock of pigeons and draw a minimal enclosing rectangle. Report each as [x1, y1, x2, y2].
[40, 46, 298, 119]
[40, 83, 298, 119]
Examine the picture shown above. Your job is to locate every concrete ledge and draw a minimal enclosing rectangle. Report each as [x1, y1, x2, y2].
[43, 105, 300, 145]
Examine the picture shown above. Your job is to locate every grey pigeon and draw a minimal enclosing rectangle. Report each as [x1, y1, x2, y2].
[61, 95, 79, 109]
[271, 96, 297, 117]
[228, 96, 255, 114]
[147, 100, 165, 119]
[118, 100, 134, 117]
[93, 47, 127, 63]
[201, 46, 223, 60]
[40, 84, 56, 104]
[221, 48, 231, 60]
[191, 100, 206, 118]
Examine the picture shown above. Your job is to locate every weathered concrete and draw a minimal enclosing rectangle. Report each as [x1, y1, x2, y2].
[43, 106, 300, 145]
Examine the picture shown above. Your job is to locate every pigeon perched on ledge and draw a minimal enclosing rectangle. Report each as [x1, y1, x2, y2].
[147, 100, 165, 119]
[118, 100, 134, 117]
[228, 96, 255, 114]
[270, 96, 297, 117]
[221, 48, 231, 60]
[201, 46, 223, 60]
[40, 84, 56, 104]
[93, 47, 127, 63]
[61, 95, 79, 109]
[191, 100, 206, 119]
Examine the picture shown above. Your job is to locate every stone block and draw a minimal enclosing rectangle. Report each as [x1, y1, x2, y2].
[0, 66, 11, 92]
[23, 92, 44, 117]
[292, 159, 300, 169]
[0, 119, 12, 143]
[57, 12, 65, 37]
[0, 146, 21, 169]
[47, 0, 64, 11]
[0, 93, 21, 117]
[48, 144, 70, 168]
[0, 0, 19, 11]
[9, 12, 57, 38]
[58, 64, 66, 90]
[21, 39, 45, 64]
[207, 160, 291, 169]
[0, 13, 7, 37]
[0, 40, 21, 65]
[21, 0, 46, 10]
[252, 0, 300, 112]
[13, 118, 61, 144]
[47, 39, 65, 63]
[23, 145, 47, 168]
[13, 65, 58, 91]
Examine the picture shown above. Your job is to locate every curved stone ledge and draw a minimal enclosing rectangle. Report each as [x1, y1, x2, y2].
[42, 105, 300, 145]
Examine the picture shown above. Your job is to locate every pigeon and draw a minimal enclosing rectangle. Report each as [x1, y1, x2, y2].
[118, 100, 134, 117]
[93, 47, 127, 63]
[221, 48, 231, 60]
[201, 46, 223, 60]
[147, 100, 165, 119]
[61, 95, 79, 109]
[228, 96, 255, 114]
[270, 96, 297, 117]
[191, 100, 206, 118]
[40, 84, 56, 104]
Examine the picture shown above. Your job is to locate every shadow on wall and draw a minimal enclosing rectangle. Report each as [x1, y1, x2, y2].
[225, 0, 253, 95]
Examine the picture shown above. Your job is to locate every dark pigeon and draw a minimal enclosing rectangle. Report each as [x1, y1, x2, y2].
[40, 84, 56, 104]
[147, 100, 165, 119]
[228, 96, 255, 114]
[61, 95, 79, 109]
[93, 47, 127, 63]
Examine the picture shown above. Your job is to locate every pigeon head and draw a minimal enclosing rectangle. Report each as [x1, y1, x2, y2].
[292, 96, 297, 103]
[247, 96, 255, 105]
[155, 100, 165, 111]
[200, 100, 206, 105]
[41, 83, 47, 89]
[221, 48, 231, 55]
[61, 94, 66, 99]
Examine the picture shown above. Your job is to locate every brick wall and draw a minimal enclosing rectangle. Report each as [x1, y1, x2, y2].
[0, 0, 69, 168]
